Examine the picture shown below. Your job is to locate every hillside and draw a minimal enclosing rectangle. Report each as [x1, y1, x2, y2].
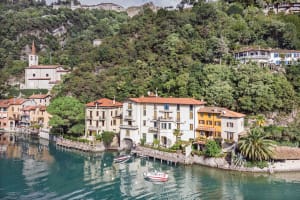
[0, 1, 300, 114]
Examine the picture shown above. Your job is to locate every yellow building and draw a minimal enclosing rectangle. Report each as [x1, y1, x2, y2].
[196, 107, 245, 143]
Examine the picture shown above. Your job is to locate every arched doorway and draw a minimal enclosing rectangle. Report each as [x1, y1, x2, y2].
[122, 138, 133, 150]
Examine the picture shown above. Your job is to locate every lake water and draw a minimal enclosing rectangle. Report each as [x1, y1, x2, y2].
[1, 135, 300, 199]
[46, 0, 182, 8]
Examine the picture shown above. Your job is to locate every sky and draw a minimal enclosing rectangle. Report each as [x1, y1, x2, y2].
[46, 0, 182, 8]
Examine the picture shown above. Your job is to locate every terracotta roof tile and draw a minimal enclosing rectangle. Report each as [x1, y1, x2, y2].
[128, 96, 205, 105]
[27, 65, 61, 69]
[198, 107, 245, 118]
[29, 94, 51, 99]
[8, 98, 26, 105]
[86, 98, 122, 107]
[0, 100, 10, 108]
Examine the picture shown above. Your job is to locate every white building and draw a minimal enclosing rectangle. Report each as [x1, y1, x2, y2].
[85, 98, 122, 139]
[234, 47, 300, 66]
[21, 41, 69, 90]
[29, 94, 51, 106]
[120, 95, 205, 148]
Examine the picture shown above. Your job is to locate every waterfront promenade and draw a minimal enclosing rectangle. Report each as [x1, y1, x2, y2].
[56, 137, 105, 152]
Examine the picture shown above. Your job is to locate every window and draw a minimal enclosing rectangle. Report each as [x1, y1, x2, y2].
[96, 120, 99, 127]
[154, 104, 157, 110]
[143, 133, 146, 141]
[207, 120, 212, 125]
[126, 130, 130, 137]
[115, 110, 118, 116]
[199, 120, 205, 125]
[128, 110, 132, 117]
[143, 109, 146, 116]
[177, 112, 180, 121]
[177, 104, 180, 111]
[227, 122, 234, 127]
[154, 121, 157, 127]
[153, 111, 157, 120]
[190, 111, 193, 119]
[46, 74, 49, 77]
[177, 123, 180, 130]
[143, 120, 146, 126]
[96, 111, 99, 117]
[128, 103, 132, 109]
[113, 120, 116, 125]
[161, 123, 167, 129]
[128, 121, 132, 126]
[111, 120, 113, 126]
[111, 111, 113, 116]
[190, 124, 193, 131]
[164, 104, 169, 110]
[215, 121, 221, 126]
[33, 73, 36, 77]
[102, 121, 105, 126]
[208, 114, 211, 118]
[89, 120, 92, 125]
[274, 53, 279, 58]
[190, 105, 193, 111]
[227, 132, 234, 140]
[12, 107, 14, 112]
[168, 123, 171, 129]
[102, 111, 105, 119]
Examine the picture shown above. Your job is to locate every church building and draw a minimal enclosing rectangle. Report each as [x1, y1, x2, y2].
[21, 41, 69, 90]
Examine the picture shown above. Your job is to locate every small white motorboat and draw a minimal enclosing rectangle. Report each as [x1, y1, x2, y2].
[143, 170, 168, 182]
[113, 155, 131, 163]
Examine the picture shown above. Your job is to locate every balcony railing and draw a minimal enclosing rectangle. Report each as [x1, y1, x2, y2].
[148, 127, 158, 132]
[120, 124, 138, 130]
[158, 117, 173, 122]
[124, 115, 133, 121]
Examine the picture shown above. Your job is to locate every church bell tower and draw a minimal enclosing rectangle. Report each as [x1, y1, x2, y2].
[28, 41, 38, 67]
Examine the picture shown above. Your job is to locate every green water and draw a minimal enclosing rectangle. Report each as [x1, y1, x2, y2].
[1, 136, 300, 200]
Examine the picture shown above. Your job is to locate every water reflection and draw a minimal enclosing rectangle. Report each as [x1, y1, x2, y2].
[1, 135, 300, 200]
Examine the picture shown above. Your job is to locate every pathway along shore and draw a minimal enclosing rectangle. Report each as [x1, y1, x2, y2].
[55, 139, 300, 173]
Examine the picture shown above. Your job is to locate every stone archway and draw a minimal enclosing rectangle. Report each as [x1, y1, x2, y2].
[121, 138, 133, 150]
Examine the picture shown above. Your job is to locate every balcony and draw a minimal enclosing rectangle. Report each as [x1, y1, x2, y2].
[124, 115, 134, 121]
[159, 109, 173, 113]
[158, 117, 173, 122]
[87, 126, 99, 131]
[120, 124, 138, 130]
[148, 127, 158, 132]
[196, 126, 216, 132]
[0, 113, 8, 118]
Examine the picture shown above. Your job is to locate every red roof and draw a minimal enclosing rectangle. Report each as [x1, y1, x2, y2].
[27, 65, 61, 69]
[22, 105, 47, 111]
[128, 96, 205, 105]
[0, 100, 9, 108]
[86, 98, 122, 107]
[29, 94, 51, 99]
[198, 107, 245, 118]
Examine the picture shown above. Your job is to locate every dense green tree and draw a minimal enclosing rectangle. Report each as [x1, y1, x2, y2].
[47, 96, 84, 136]
[204, 140, 221, 157]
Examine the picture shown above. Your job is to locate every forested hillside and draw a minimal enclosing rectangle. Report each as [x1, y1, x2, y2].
[1, 1, 300, 114]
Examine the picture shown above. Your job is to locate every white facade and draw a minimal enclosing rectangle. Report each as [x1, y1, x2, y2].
[85, 98, 122, 139]
[221, 117, 244, 142]
[120, 97, 205, 148]
[22, 42, 69, 90]
[235, 48, 300, 66]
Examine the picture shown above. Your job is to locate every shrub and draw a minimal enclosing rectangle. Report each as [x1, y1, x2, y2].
[204, 140, 221, 157]
[140, 138, 146, 146]
[102, 131, 116, 146]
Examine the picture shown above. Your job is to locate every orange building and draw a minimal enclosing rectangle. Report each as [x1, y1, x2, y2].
[196, 107, 245, 143]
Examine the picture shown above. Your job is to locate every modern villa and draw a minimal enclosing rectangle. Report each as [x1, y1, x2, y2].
[234, 47, 300, 66]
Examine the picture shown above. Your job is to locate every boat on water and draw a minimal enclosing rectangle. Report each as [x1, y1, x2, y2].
[143, 170, 168, 182]
[113, 155, 131, 163]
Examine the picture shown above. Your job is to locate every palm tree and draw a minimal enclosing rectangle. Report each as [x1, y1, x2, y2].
[255, 114, 266, 127]
[173, 129, 183, 142]
[238, 128, 274, 161]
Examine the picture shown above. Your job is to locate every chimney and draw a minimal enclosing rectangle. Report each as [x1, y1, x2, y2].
[113, 96, 116, 104]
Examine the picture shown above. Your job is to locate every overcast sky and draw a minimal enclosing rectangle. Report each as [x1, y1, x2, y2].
[46, 0, 181, 8]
